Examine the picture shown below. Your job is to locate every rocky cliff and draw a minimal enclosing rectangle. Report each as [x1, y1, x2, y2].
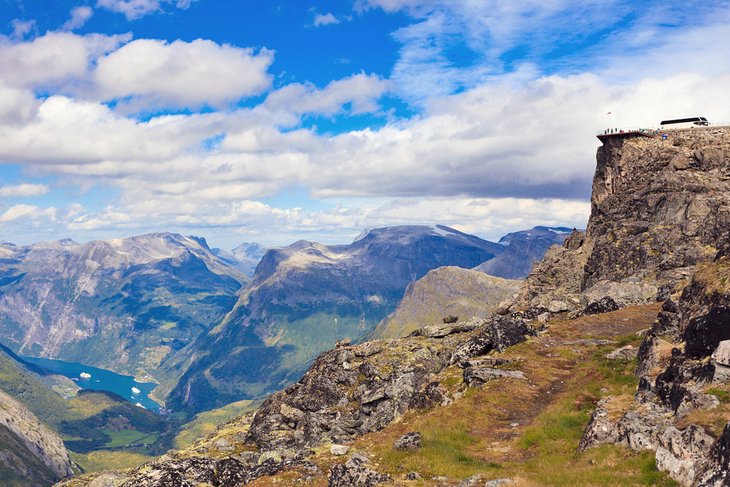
[580, 240, 730, 486]
[0, 387, 74, 486]
[518, 127, 730, 312]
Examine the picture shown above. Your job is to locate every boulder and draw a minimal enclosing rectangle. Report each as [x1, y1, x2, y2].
[584, 296, 619, 315]
[606, 345, 638, 360]
[328, 456, 390, 487]
[393, 432, 421, 450]
[463, 367, 525, 387]
[330, 445, 350, 456]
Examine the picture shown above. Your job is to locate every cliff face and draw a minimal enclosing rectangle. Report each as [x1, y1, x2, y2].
[0, 388, 74, 485]
[584, 128, 730, 287]
[519, 127, 730, 312]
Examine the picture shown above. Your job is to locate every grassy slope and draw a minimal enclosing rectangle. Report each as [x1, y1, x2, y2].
[250, 304, 680, 486]
[374, 267, 522, 339]
[173, 399, 258, 450]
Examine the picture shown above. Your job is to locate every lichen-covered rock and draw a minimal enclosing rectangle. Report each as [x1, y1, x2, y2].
[463, 367, 526, 387]
[584, 296, 619, 315]
[450, 314, 535, 366]
[393, 432, 421, 450]
[328, 456, 390, 487]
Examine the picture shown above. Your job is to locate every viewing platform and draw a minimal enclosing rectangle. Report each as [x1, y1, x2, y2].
[596, 128, 658, 143]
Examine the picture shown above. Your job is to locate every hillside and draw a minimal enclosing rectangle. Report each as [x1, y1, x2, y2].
[0, 387, 74, 486]
[0, 233, 246, 383]
[0, 345, 172, 475]
[373, 266, 521, 339]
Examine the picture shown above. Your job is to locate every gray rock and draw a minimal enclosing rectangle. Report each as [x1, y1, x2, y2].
[484, 479, 514, 487]
[548, 300, 572, 313]
[328, 456, 391, 487]
[711, 340, 730, 366]
[393, 432, 421, 450]
[330, 444, 350, 456]
[606, 345, 638, 360]
[464, 367, 526, 387]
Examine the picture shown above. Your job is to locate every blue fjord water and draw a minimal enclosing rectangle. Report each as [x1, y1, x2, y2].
[21, 356, 161, 412]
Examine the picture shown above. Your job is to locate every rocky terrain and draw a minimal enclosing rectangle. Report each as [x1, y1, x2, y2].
[373, 266, 521, 339]
[165, 225, 508, 413]
[579, 239, 730, 486]
[0, 233, 247, 383]
[0, 387, 75, 486]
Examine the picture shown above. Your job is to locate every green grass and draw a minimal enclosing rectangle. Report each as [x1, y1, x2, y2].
[707, 387, 729, 403]
[173, 399, 257, 450]
[374, 422, 503, 479]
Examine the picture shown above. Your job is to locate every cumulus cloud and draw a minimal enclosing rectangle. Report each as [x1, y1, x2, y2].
[0, 83, 39, 124]
[260, 73, 390, 122]
[0, 184, 49, 198]
[62, 6, 94, 31]
[313, 13, 340, 27]
[0, 32, 129, 90]
[93, 39, 274, 111]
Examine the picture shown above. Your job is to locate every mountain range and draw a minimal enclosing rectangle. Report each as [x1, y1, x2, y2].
[0, 224, 568, 421]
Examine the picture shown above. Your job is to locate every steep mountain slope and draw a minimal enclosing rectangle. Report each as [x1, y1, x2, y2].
[166, 225, 506, 412]
[0, 233, 246, 382]
[373, 266, 521, 339]
[517, 127, 730, 312]
[475, 226, 573, 279]
[0, 387, 74, 486]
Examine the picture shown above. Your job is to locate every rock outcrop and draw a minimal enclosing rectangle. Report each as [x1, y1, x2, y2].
[0, 387, 74, 485]
[65, 314, 536, 486]
[581, 241, 730, 486]
[518, 128, 730, 313]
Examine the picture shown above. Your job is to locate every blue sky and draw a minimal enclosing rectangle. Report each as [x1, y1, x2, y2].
[1, 0, 729, 248]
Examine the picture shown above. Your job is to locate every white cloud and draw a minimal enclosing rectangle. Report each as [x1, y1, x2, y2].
[93, 39, 274, 110]
[0, 83, 39, 124]
[62, 6, 94, 31]
[96, 0, 197, 20]
[0, 184, 49, 198]
[10, 19, 36, 40]
[0, 204, 56, 223]
[260, 73, 390, 121]
[0, 32, 129, 90]
[313, 13, 340, 27]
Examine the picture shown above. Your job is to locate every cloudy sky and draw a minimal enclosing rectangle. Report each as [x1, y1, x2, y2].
[1, 0, 729, 248]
